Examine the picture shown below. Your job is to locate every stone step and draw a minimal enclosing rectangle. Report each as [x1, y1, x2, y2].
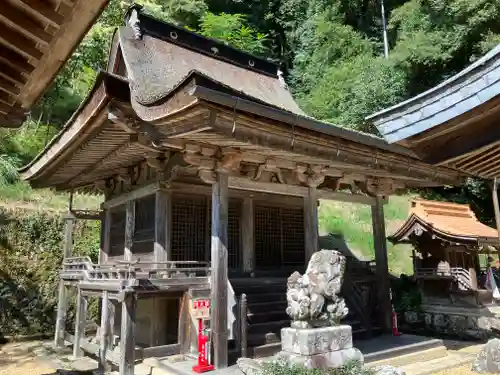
[363, 336, 445, 365]
[367, 346, 448, 368]
[400, 353, 476, 375]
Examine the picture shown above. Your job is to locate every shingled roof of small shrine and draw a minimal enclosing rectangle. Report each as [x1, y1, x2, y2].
[389, 199, 499, 246]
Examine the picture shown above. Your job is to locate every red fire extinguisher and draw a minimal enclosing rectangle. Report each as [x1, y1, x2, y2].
[193, 319, 214, 373]
[392, 306, 401, 336]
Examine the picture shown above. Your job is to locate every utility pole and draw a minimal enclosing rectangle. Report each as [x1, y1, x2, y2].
[381, 0, 389, 58]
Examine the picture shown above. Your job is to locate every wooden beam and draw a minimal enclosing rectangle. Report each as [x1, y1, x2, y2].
[54, 218, 73, 348]
[241, 197, 254, 273]
[63, 218, 74, 258]
[0, 27, 43, 60]
[120, 294, 137, 375]
[0, 91, 15, 106]
[228, 176, 378, 205]
[98, 291, 110, 372]
[101, 183, 160, 209]
[73, 289, 88, 358]
[0, 101, 13, 115]
[493, 178, 500, 249]
[304, 187, 319, 262]
[211, 172, 229, 368]
[124, 200, 135, 261]
[15, 0, 65, 27]
[143, 343, 181, 358]
[371, 196, 392, 332]
[0, 76, 20, 96]
[100, 209, 111, 264]
[0, 3, 52, 45]
[0, 44, 35, 75]
[154, 190, 172, 265]
[54, 281, 68, 348]
[0, 61, 27, 86]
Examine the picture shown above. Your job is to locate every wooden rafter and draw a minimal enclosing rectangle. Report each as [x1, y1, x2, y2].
[0, 2, 52, 45]
[0, 44, 35, 75]
[0, 101, 13, 115]
[0, 61, 27, 86]
[0, 91, 15, 106]
[0, 77, 20, 96]
[0, 26, 42, 60]
[14, 0, 64, 27]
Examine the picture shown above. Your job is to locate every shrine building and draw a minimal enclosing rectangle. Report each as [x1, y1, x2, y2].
[20, 5, 463, 375]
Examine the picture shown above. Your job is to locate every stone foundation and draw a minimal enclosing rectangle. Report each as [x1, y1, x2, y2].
[403, 304, 500, 340]
[277, 325, 363, 369]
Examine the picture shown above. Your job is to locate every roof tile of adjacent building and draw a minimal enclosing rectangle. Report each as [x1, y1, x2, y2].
[366, 44, 500, 144]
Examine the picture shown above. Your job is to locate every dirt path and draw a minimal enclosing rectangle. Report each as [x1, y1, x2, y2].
[0, 341, 56, 375]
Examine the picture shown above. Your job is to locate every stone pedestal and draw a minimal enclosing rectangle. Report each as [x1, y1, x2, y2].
[277, 325, 363, 369]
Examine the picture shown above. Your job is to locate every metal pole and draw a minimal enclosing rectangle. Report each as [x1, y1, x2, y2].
[381, 0, 389, 58]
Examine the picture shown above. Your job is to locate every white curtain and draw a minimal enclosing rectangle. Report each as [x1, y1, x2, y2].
[486, 267, 500, 300]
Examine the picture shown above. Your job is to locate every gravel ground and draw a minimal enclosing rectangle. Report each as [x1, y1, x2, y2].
[0, 342, 56, 375]
[431, 364, 477, 375]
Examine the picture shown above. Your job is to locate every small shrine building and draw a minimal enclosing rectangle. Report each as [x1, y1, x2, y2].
[19, 5, 463, 375]
[390, 199, 499, 304]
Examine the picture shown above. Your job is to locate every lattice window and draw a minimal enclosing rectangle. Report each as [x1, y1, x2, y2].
[255, 206, 282, 268]
[208, 199, 242, 269]
[133, 194, 155, 254]
[255, 205, 304, 268]
[171, 195, 208, 262]
[109, 204, 126, 256]
[282, 207, 305, 266]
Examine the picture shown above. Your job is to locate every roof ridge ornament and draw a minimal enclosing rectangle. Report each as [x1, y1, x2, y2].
[277, 68, 288, 89]
[126, 6, 143, 40]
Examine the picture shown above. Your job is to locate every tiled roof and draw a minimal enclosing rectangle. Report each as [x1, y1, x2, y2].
[389, 199, 499, 245]
[366, 44, 500, 144]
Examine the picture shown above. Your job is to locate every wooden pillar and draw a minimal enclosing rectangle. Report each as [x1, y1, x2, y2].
[371, 196, 392, 332]
[304, 186, 319, 262]
[73, 288, 88, 358]
[54, 218, 73, 347]
[154, 190, 172, 265]
[241, 197, 254, 274]
[210, 172, 229, 369]
[124, 200, 135, 261]
[120, 294, 137, 375]
[98, 291, 110, 371]
[493, 178, 500, 247]
[100, 209, 111, 264]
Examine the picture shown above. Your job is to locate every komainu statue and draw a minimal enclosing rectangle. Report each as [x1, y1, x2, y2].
[286, 250, 349, 328]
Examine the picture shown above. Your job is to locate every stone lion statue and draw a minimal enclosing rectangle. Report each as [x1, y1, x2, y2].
[286, 250, 349, 328]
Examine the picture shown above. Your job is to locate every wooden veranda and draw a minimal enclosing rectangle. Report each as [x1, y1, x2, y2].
[21, 6, 463, 375]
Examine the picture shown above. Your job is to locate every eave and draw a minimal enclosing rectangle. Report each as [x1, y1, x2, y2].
[21, 72, 464, 192]
[366, 44, 500, 179]
[0, 0, 110, 128]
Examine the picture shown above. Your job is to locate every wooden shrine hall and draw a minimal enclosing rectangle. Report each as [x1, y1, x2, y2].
[20, 5, 464, 374]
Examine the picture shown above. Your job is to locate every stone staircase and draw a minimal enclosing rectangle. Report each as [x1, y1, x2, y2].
[230, 277, 378, 360]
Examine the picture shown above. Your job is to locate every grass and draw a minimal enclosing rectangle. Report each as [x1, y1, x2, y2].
[319, 194, 415, 276]
[0, 181, 102, 212]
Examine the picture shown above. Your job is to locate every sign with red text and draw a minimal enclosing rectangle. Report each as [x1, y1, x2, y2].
[190, 299, 211, 319]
